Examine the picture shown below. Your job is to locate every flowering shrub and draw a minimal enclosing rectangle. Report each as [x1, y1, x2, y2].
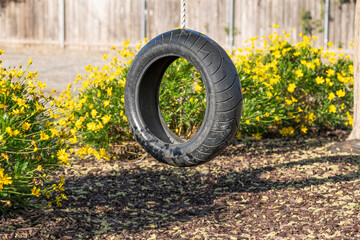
[53, 41, 141, 160]
[56, 28, 353, 161]
[0, 51, 70, 210]
[235, 28, 353, 138]
[159, 58, 206, 139]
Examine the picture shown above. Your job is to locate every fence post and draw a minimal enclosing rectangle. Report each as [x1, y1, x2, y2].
[60, 0, 65, 48]
[324, 0, 330, 48]
[141, 0, 147, 40]
[229, 0, 234, 52]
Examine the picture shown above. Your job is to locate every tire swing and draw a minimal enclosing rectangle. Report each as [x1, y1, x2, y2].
[124, 0, 242, 167]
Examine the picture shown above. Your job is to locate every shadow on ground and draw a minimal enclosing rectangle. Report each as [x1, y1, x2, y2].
[2, 134, 360, 239]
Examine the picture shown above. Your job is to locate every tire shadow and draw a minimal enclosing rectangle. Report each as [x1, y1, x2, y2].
[44, 154, 359, 238]
[3, 135, 359, 238]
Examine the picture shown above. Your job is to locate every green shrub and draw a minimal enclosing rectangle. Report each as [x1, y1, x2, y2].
[0, 51, 70, 210]
[159, 58, 206, 140]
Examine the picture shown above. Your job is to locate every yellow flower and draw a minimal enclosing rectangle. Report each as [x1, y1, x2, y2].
[341, 103, 345, 110]
[326, 69, 335, 77]
[87, 122, 97, 131]
[37, 165, 43, 172]
[285, 99, 293, 105]
[266, 91, 273, 99]
[57, 119, 68, 127]
[104, 100, 110, 107]
[252, 133, 262, 139]
[329, 57, 336, 64]
[313, 58, 320, 66]
[91, 109, 98, 118]
[301, 125, 308, 133]
[295, 69, 303, 78]
[265, 112, 270, 117]
[75, 117, 84, 129]
[273, 24, 279, 28]
[349, 65, 354, 75]
[329, 105, 337, 113]
[102, 53, 109, 60]
[273, 51, 282, 59]
[328, 92, 335, 101]
[100, 148, 110, 161]
[195, 83, 202, 93]
[40, 131, 50, 141]
[31, 186, 40, 197]
[22, 122, 31, 131]
[28, 59, 33, 65]
[279, 126, 294, 136]
[287, 83, 296, 92]
[6, 127, 13, 136]
[307, 112, 315, 125]
[327, 42, 334, 47]
[0, 168, 13, 191]
[12, 130, 20, 136]
[336, 89, 346, 98]
[106, 87, 113, 96]
[37, 81, 47, 89]
[12, 108, 25, 115]
[346, 111, 353, 126]
[57, 149, 70, 165]
[245, 119, 250, 125]
[101, 115, 111, 124]
[50, 128, 60, 137]
[325, 78, 333, 86]
[306, 62, 315, 70]
[56, 195, 62, 207]
[315, 76, 325, 84]
[256, 116, 260, 121]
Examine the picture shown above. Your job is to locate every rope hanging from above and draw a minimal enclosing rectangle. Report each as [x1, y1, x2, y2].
[181, 0, 186, 29]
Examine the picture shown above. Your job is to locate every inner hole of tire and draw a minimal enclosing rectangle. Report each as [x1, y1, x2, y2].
[159, 58, 206, 141]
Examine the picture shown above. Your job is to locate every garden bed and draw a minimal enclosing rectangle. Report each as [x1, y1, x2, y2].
[1, 130, 359, 239]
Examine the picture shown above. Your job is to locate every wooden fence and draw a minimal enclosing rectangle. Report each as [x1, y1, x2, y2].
[0, 0, 356, 50]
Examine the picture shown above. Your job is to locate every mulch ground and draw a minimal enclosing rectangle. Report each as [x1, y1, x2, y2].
[1, 131, 360, 239]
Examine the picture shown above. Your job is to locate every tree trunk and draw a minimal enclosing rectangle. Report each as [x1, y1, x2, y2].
[347, 0, 360, 140]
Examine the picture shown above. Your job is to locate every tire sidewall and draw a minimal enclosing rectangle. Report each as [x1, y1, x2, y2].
[125, 33, 218, 156]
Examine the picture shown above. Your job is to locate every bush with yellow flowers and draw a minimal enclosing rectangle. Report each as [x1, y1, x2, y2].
[0, 50, 70, 210]
[53, 41, 143, 160]
[56, 28, 353, 161]
[235, 27, 353, 139]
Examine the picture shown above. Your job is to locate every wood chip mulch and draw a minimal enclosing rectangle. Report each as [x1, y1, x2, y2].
[1, 131, 360, 239]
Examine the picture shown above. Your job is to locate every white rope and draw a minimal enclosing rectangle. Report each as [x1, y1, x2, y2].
[181, 0, 186, 29]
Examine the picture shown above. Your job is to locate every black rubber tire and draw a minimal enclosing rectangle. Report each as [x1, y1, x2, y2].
[125, 29, 242, 167]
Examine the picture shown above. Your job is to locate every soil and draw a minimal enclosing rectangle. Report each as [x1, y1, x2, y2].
[1, 130, 359, 239]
